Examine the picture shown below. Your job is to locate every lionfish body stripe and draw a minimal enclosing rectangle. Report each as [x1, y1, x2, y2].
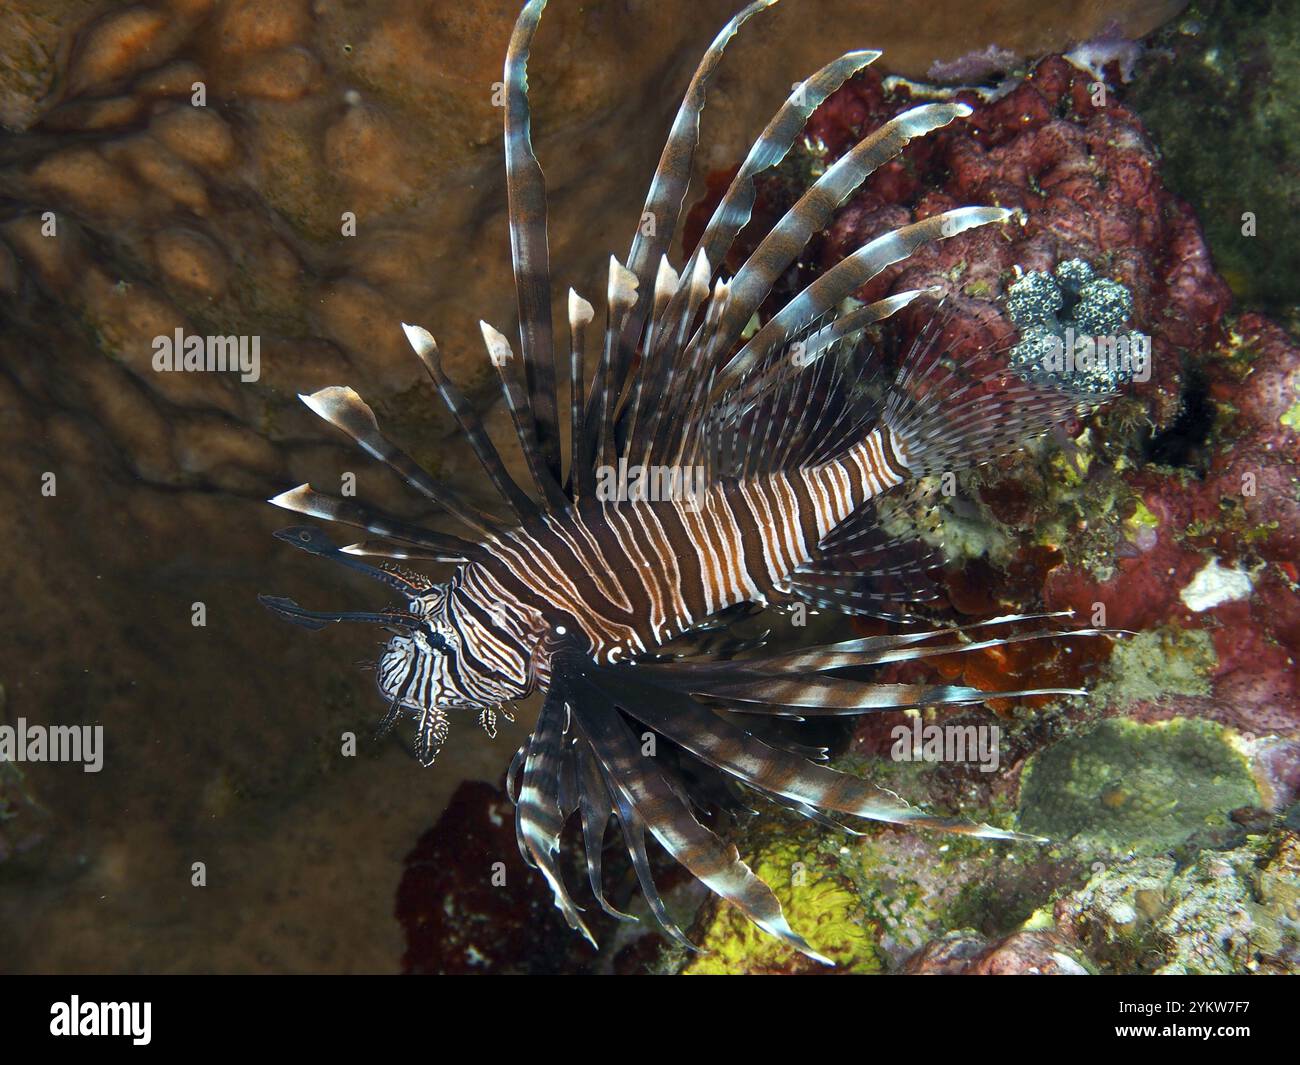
[261, 0, 1117, 963]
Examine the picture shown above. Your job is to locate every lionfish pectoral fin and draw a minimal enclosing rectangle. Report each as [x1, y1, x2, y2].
[588, 663, 1040, 844]
[564, 666, 834, 966]
[573, 743, 638, 922]
[513, 687, 595, 947]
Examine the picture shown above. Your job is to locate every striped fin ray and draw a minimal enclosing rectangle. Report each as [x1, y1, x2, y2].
[666, 278, 732, 469]
[781, 583, 930, 623]
[744, 782, 865, 836]
[514, 686, 594, 945]
[630, 47, 883, 445]
[267, 483, 475, 560]
[579, 662, 1045, 841]
[799, 287, 942, 368]
[726, 287, 933, 427]
[711, 102, 973, 357]
[401, 324, 539, 521]
[479, 322, 569, 508]
[298, 386, 504, 537]
[632, 611, 1110, 681]
[503, 0, 562, 485]
[574, 741, 637, 921]
[664, 611, 1089, 672]
[691, 50, 882, 275]
[637, 250, 713, 468]
[695, 675, 1084, 714]
[617, 256, 680, 465]
[732, 623, 1120, 677]
[337, 540, 464, 563]
[619, 0, 779, 358]
[567, 289, 596, 499]
[785, 517, 945, 610]
[690, 285, 929, 488]
[707, 285, 915, 406]
[610, 801, 695, 950]
[713, 207, 1015, 400]
[787, 563, 942, 610]
[711, 323, 875, 480]
[567, 667, 832, 963]
[586, 258, 640, 471]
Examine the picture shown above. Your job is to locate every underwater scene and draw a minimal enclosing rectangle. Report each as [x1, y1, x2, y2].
[1, 0, 1297, 989]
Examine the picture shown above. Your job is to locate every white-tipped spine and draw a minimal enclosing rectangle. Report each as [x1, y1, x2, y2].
[401, 322, 439, 360]
[607, 255, 639, 309]
[567, 288, 595, 327]
[479, 320, 515, 367]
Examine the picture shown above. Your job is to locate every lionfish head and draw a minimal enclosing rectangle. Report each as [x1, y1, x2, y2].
[376, 625, 448, 709]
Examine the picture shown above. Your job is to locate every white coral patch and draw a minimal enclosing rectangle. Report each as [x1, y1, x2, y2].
[1179, 558, 1254, 613]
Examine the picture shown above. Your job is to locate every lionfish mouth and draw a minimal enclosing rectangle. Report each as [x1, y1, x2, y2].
[259, 0, 1121, 965]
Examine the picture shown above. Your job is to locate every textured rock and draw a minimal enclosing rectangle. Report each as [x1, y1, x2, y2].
[903, 929, 1091, 974]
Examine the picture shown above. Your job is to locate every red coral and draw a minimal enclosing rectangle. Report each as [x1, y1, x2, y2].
[803, 55, 1232, 427]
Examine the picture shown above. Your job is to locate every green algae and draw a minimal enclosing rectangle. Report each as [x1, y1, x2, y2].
[681, 815, 884, 974]
[1092, 625, 1216, 706]
[1017, 717, 1259, 854]
[1129, 1, 1300, 315]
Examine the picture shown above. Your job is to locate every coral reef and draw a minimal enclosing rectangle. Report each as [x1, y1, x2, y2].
[1016, 718, 1259, 853]
[1054, 825, 1300, 974]
[902, 929, 1091, 974]
[667, 7, 1298, 976]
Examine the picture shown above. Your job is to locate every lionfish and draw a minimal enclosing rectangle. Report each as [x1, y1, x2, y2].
[261, 0, 1113, 963]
